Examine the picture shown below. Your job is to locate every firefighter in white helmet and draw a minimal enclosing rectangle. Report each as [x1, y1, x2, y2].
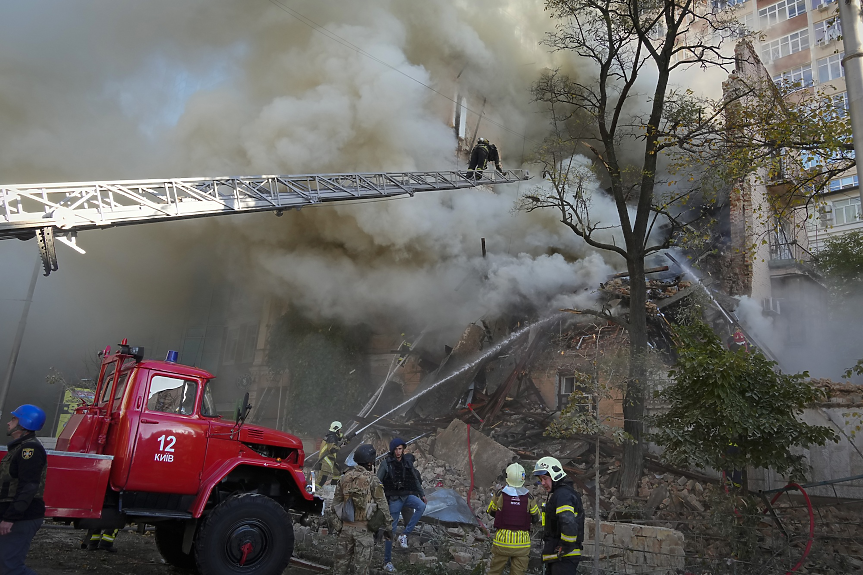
[315, 421, 344, 487]
[533, 456, 584, 575]
[486, 463, 541, 575]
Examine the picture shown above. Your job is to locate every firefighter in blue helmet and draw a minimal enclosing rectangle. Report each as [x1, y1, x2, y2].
[0, 404, 47, 575]
[533, 456, 584, 575]
[467, 137, 505, 180]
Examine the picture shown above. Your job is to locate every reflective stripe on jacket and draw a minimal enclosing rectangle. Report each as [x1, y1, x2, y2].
[541, 478, 584, 561]
[493, 528, 532, 550]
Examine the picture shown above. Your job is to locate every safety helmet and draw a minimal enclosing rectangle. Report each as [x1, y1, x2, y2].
[11, 404, 46, 432]
[330, 421, 342, 432]
[354, 444, 376, 465]
[533, 456, 566, 482]
[477, 137, 488, 145]
[506, 463, 526, 488]
[732, 331, 746, 344]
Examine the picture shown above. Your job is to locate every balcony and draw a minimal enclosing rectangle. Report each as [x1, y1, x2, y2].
[768, 240, 822, 283]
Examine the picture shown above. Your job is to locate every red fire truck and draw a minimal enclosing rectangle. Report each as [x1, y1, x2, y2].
[35, 340, 322, 574]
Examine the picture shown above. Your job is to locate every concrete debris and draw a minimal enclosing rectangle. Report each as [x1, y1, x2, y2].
[300, 311, 863, 574]
[432, 419, 517, 490]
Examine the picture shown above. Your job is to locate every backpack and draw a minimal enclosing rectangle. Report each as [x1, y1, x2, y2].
[334, 468, 379, 523]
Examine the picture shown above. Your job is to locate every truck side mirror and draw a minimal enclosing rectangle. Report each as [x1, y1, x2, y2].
[235, 392, 252, 425]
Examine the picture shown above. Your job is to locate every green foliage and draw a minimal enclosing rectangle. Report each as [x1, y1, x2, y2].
[843, 410, 863, 438]
[704, 489, 762, 561]
[815, 230, 863, 302]
[545, 371, 601, 437]
[652, 322, 838, 483]
[266, 309, 371, 434]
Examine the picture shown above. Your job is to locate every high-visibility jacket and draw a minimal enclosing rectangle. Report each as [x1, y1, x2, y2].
[540, 479, 584, 562]
[316, 430, 343, 478]
[487, 486, 541, 551]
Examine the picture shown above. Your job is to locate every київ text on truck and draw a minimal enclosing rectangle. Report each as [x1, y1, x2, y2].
[16, 341, 323, 575]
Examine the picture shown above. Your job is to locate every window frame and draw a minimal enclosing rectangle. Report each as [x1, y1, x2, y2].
[146, 374, 201, 417]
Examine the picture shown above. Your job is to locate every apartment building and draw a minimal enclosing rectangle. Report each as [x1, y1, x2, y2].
[722, 0, 861, 249]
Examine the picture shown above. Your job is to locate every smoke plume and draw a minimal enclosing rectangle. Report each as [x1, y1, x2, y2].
[0, 0, 626, 417]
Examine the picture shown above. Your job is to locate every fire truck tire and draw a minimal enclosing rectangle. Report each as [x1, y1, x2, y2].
[154, 521, 197, 571]
[194, 493, 294, 575]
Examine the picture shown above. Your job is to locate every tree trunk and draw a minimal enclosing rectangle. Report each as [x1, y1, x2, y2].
[620, 256, 648, 497]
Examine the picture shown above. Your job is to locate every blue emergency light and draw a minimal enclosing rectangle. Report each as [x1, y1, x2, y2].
[166, 350, 179, 363]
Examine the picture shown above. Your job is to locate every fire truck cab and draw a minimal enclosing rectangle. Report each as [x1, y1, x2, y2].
[37, 340, 322, 575]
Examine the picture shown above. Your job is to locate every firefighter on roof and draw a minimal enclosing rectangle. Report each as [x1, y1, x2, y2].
[467, 137, 505, 180]
[486, 463, 541, 575]
[0, 404, 47, 575]
[316, 421, 345, 487]
[533, 456, 584, 575]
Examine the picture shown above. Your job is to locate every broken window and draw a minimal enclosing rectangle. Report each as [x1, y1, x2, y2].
[558, 372, 593, 413]
[769, 217, 795, 260]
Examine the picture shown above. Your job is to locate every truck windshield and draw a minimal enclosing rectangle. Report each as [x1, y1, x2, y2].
[201, 383, 218, 417]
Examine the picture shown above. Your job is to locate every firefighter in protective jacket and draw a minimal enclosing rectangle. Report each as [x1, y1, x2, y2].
[467, 137, 504, 180]
[533, 456, 584, 575]
[486, 463, 541, 575]
[316, 421, 345, 487]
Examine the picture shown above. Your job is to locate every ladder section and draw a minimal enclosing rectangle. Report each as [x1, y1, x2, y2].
[0, 170, 529, 239]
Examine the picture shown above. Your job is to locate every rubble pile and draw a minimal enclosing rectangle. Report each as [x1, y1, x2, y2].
[599, 275, 693, 317]
[310, 296, 863, 573]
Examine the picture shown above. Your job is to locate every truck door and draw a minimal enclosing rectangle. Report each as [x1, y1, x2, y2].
[126, 373, 208, 495]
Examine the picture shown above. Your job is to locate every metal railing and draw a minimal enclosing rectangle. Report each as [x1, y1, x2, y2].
[0, 169, 530, 275]
[0, 169, 529, 239]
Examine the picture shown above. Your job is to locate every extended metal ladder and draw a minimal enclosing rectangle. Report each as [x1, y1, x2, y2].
[0, 169, 528, 275]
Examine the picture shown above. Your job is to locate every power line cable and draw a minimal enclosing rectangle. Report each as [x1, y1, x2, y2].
[267, 0, 540, 146]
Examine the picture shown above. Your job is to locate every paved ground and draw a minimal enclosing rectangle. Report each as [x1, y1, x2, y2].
[26, 524, 325, 575]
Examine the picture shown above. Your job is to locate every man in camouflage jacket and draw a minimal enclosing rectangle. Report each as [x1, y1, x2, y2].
[333, 444, 393, 575]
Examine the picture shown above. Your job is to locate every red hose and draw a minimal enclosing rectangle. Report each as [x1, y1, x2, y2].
[767, 483, 815, 574]
[466, 424, 491, 537]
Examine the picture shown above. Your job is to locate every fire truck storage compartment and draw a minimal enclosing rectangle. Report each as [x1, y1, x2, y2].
[0, 447, 113, 519]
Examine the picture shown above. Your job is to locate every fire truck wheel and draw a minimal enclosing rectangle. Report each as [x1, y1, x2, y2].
[194, 493, 294, 575]
[154, 521, 197, 571]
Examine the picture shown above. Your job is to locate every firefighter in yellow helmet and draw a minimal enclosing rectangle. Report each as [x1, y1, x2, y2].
[315, 421, 344, 487]
[533, 457, 584, 575]
[486, 463, 541, 575]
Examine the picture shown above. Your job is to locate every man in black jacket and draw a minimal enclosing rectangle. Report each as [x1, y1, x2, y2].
[533, 456, 584, 575]
[0, 404, 48, 575]
[377, 438, 426, 572]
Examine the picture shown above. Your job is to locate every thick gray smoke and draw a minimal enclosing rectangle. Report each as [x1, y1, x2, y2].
[0, 1, 625, 417]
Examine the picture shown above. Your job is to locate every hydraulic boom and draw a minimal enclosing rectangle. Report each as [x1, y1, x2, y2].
[0, 169, 528, 275]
